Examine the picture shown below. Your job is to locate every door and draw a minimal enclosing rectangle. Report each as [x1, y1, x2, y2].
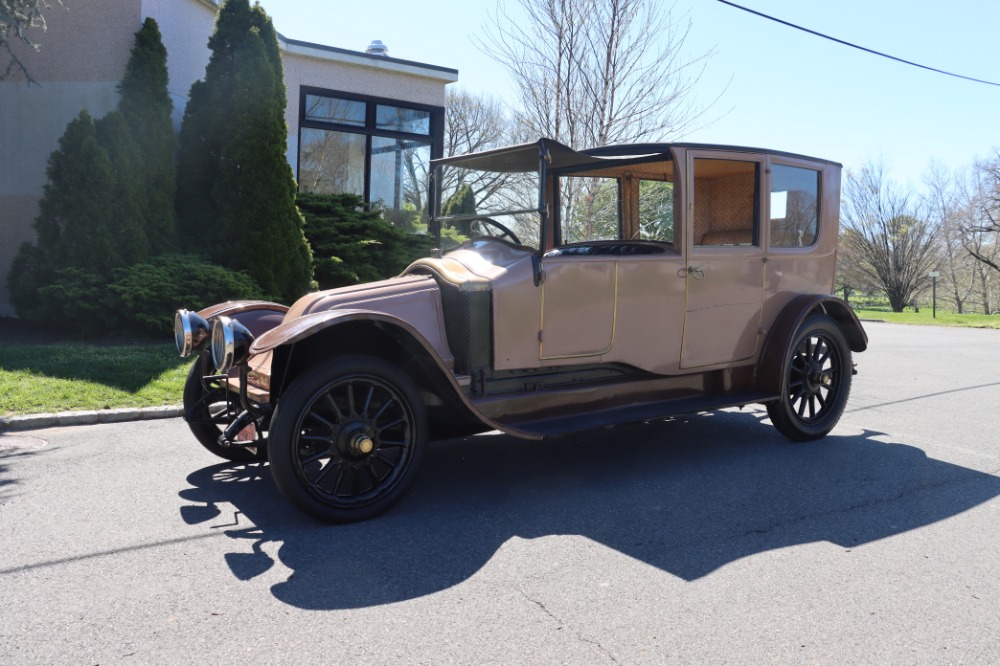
[681, 154, 766, 368]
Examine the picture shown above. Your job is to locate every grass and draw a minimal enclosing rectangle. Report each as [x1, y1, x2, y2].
[853, 308, 1000, 329]
[1, 305, 998, 418]
[0, 341, 189, 417]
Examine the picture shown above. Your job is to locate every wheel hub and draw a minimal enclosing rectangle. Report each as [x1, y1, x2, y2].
[349, 432, 375, 455]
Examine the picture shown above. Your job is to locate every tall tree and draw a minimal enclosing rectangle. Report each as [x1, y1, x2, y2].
[478, 0, 711, 150]
[214, 25, 312, 300]
[176, 0, 311, 301]
[118, 17, 177, 253]
[841, 160, 939, 312]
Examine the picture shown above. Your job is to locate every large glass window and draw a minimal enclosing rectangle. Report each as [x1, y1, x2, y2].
[370, 138, 431, 211]
[770, 164, 819, 247]
[297, 89, 443, 224]
[298, 129, 365, 195]
[304, 94, 365, 126]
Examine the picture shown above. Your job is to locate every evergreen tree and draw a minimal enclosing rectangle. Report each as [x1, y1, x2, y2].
[36, 110, 124, 274]
[118, 17, 177, 253]
[215, 26, 312, 300]
[176, 0, 312, 301]
[443, 184, 477, 236]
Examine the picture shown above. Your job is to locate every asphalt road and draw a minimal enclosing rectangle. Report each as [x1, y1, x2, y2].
[1, 322, 999, 665]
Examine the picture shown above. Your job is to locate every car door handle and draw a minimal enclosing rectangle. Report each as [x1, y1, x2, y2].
[687, 266, 705, 279]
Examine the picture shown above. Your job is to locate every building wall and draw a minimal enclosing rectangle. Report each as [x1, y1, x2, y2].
[0, 0, 455, 316]
[0, 0, 143, 314]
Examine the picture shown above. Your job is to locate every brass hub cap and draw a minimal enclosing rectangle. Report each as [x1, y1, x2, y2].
[349, 432, 375, 455]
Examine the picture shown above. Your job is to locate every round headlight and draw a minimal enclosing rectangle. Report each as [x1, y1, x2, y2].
[210, 316, 255, 374]
[175, 309, 210, 357]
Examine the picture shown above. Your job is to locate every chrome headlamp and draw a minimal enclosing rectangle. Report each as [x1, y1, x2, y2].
[174, 309, 211, 357]
[210, 316, 255, 374]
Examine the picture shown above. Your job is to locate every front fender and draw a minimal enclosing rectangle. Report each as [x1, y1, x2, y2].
[250, 309, 453, 366]
[197, 300, 288, 338]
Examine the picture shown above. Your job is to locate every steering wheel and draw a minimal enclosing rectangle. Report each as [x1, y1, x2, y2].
[469, 217, 522, 245]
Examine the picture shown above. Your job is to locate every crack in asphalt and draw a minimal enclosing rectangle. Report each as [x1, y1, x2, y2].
[519, 589, 622, 665]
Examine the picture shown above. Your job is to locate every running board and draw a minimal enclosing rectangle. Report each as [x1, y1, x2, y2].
[496, 391, 779, 437]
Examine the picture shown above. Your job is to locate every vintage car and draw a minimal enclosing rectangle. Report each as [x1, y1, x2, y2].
[174, 138, 867, 523]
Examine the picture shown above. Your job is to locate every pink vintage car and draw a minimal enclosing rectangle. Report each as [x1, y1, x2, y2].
[174, 138, 867, 522]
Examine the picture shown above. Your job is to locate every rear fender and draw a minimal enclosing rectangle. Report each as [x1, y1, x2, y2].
[755, 295, 868, 395]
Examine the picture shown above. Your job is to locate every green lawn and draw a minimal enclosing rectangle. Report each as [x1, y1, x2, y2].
[1, 308, 998, 418]
[0, 342, 189, 416]
[853, 308, 1000, 329]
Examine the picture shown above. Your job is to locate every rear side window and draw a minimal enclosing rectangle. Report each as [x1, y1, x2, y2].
[770, 165, 820, 247]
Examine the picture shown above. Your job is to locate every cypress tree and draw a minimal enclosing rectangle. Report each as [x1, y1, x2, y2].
[443, 184, 477, 236]
[118, 17, 177, 253]
[215, 26, 312, 300]
[176, 0, 312, 301]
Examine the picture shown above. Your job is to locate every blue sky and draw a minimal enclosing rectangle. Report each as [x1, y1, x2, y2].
[259, 0, 1000, 191]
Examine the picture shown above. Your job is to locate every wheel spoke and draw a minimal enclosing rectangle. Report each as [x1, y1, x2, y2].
[306, 410, 336, 430]
[361, 386, 374, 417]
[377, 418, 404, 434]
[311, 458, 339, 487]
[373, 398, 395, 421]
[302, 448, 334, 466]
[323, 393, 344, 422]
[347, 382, 357, 416]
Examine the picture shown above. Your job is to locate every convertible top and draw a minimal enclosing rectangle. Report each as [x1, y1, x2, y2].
[432, 137, 841, 173]
[430, 138, 672, 174]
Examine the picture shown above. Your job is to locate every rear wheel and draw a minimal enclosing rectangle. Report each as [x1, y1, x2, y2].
[183, 352, 267, 462]
[766, 314, 852, 442]
[267, 356, 427, 523]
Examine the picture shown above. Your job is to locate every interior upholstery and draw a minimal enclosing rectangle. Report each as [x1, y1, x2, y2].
[693, 160, 756, 246]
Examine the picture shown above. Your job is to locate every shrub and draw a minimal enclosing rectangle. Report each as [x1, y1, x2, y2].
[107, 254, 267, 337]
[22, 255, 266, 338]
[298, 193, 417, 288]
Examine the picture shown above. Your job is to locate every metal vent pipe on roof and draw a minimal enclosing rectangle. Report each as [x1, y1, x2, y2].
[365, 40, 388, 56]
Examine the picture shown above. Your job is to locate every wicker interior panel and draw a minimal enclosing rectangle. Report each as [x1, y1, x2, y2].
[693, 160, 756, 245]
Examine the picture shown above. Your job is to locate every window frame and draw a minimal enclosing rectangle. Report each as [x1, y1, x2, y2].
[297, 86, 445, 207]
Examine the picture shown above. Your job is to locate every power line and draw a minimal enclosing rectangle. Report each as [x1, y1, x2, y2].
[716, 0, 1000, 88]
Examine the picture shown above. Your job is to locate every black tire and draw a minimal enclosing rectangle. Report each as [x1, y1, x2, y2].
[267, 355, 427, 523]
[766, 314, 852, 442]
[183, 352, 267, 462]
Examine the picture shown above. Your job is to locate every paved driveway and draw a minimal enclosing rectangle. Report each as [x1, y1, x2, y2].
[1, 322, 999, 664]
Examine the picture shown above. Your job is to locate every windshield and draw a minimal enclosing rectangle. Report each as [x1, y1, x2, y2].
[433, 164, 542, 250]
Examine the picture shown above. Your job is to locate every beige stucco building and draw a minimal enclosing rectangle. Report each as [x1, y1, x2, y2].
[0, 0, 457, 315]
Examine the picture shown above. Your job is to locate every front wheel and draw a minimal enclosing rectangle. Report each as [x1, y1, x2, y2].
[183, 352, 267, 462]
[267, 356, 427, 523]
[766, 314, 852, 442]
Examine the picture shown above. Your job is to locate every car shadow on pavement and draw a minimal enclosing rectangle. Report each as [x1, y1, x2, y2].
[177, 409, 1000, 610]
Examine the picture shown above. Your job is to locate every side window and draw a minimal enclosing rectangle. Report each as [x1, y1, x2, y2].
[770, 164, 819, 247]
[559, 176, 621, 243]
[637, 178, 675, 243]
[692, 158, 758, 246]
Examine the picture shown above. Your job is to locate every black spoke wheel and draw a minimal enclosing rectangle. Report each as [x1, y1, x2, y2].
[183, 352, 267, 462]
[267, 356, 427, 523]
[766, 314, 852, 442]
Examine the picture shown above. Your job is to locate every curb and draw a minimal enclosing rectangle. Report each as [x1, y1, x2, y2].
[0, 405, 184, 433]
